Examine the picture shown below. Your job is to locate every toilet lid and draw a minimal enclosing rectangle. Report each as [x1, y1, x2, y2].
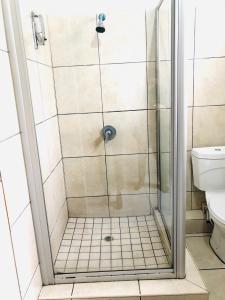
[206, 190, 225, 225]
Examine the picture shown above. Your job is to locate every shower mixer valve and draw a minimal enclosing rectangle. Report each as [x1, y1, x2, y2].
[102, 125, 116, 142]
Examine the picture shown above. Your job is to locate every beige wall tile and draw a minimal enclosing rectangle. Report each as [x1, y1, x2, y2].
[187, 108, 193, 151]
[0, 1, 7, 51]
[98, 10, 146, 64]
[68, 196, 109, 217]
[36, 116, 62, 181]
[149, 153, 158, 194]
[101, 63, 147, 111]
[158, 4, 171, 61]
[0, 182, 21, 300]
[104, 110, 148, 155]
[193, 106, 225, 147]
[107, 154, 149, 195]
[54, 65, 102, 114]
[147, 62, 157, 109]
[195, 58, 225, 106]
[191, 191, 206, 210]
[50, 201, 68, 261]
[64, 156, 107, 197]
[48, 16, 98, 66]
[0, 52, 19, 141]
[160, 152, 171, 194]
[158, 61, 171, 108]
[150, 193, 158, 210]
[109, 194, 151, 217]
[159, 109, 171, 153]
[43, 162, 66, 233]
[59, 114, 104, 157]
[27, 61, 57, 124]
[195, 5, 225, 58]
[0, 136, 30, 225]
[183, 1, 195, 59]
[146, 9, 156, 62]
[11, 205, 39, 297]
[186, 192, 192, 210]
[186, 151, 192, 192]
[184, 60, 194, 107]
[148, 110, 157, 153]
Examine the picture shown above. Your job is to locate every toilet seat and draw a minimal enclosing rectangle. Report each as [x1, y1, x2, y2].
[206, 190, 225, 226]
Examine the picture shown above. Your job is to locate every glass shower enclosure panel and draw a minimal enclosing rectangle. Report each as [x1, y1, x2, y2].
[156, 0, 173, 239]
[5, 0, 185, 283]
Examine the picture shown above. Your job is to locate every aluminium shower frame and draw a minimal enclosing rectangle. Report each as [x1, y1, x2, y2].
[2, 0, 185, 284]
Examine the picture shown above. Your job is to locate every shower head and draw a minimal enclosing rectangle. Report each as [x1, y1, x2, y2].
[96, 13, 106, 33]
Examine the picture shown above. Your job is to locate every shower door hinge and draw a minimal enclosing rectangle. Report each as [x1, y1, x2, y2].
[31, 11, 47, 49]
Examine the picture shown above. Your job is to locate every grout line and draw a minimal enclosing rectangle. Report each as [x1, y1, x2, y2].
[63, 152, 154, 159]
[53, 60, 154, 68]
[26, 58, 52, 68]
[42, 158, 62, 185]
[0, 48, 9, 53]
[1, 180, 23, 299]
[0, 131, 21, 144]
[67, 192, 157, 199]
[22, 263, 39, 300]
[10, 202, 30, 229]
[35, 114, 57, 127]
[96, 20, 110, 217]
[145, 10, 152, 215]
[58, 108, 157, 115]
[47, 20, 69, 217]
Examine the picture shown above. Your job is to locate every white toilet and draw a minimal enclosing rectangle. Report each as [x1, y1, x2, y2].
[192, 146, 225, 263]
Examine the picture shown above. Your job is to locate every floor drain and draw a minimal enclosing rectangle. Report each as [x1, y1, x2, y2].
[104, 235, 113, 242]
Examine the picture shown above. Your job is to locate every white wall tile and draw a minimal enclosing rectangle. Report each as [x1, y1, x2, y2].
[23, 266, 42, 300]
[59, 114, 104, 157]
[44, 161, 66, 233]
[146, 9, 156, 62]
[0, 51, 19, 141]
[54, 65, 102, 114]
[36, 116, 61, 182]
[27, 61, 57, 124]
[0, 181, 21, 300]
[0, 0, 7, 51]
[194, 58, 225, 106]
[11, 205, 39, 298]
[19, 1, 52, 65]
[48, 16, 98, 66]
[0, 135, 30, 225]
[101, 62, 147, 111]
[50, 201, 68, 261]
[98, 10, 146, 63]
[195, 4, 225, 58]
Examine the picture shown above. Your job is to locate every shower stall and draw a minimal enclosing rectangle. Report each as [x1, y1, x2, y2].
[2, 0, 185, 284]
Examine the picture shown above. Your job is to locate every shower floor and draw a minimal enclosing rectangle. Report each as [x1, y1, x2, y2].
[54, 215, 170, 274]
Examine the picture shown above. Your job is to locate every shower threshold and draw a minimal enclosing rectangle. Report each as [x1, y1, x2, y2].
[54, 214, 170, 274]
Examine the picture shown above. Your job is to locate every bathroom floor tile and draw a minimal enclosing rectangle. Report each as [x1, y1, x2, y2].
[186, 236, 225, 269]
[54, 215, 169, 273]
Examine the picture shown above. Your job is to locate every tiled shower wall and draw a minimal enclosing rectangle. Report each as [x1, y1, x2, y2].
[0, 1, 42, 299]
[18, 0, 68, 260]
[185, 2, 225, 210]
[48, 8, 158, 218]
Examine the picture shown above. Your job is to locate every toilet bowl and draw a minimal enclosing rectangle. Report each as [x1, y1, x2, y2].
[192, 146, 225, 263]
[206, 190, 225, 262]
